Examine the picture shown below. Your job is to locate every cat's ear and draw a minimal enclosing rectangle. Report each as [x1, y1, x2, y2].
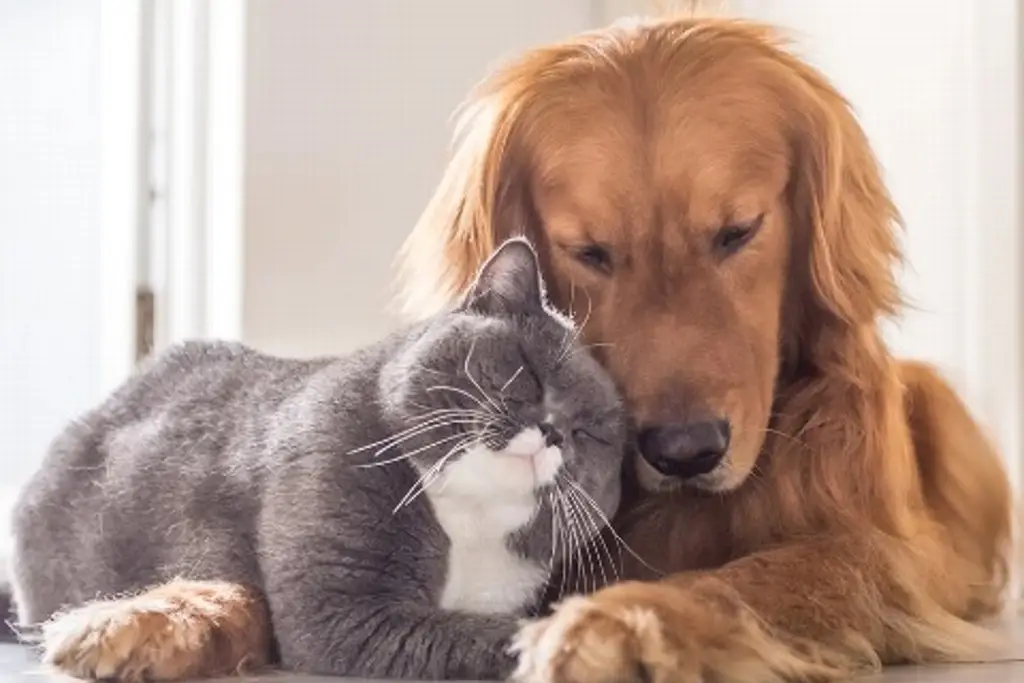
[461, 237, 546, 316]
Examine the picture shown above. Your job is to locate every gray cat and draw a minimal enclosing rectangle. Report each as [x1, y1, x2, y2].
[10, 238, 626, 680]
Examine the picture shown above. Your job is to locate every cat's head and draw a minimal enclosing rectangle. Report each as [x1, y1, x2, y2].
[381, 237, 626, 524]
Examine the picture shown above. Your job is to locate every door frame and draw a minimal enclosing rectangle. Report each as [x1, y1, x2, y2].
[148, 0, 246, 350]
[98, 0, 147, 393]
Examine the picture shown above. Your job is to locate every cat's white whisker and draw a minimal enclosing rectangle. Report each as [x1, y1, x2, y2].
[493, 366, 521, 416]
[350, 419, 476, 458]
[561, 477, 611, 590]
[560, 477, 599, 595]
[429, 419, 503, 496]
[559, 475, 619, 586]
[410, 406, 494, 424]
[394, 458, 451, 513]
[393, 434, 475, 503]
[564, 342, 616, 363]
[559, 502, 578, 596]
[425, 385, 497, 415]
[567, 479, 663, 577]
[355, 431, 473, 469]
[551, 488, 573, 600]
[565, 478, 625, 571]
[556, 282, 579, 361]
[369, 419, 480, 458]
[463, 339, 504, 415]
[500, 365, 525, 394]
[546, 490, 559, 579]
[553, 481, 579, 594]
[556, 288, 593, 365]
[551, 493, 572, 596]
[586, 504, 621, 584]
[392, 434, 479, 514]
[555, 478, 589, 596]
[348, 412, 483, 455]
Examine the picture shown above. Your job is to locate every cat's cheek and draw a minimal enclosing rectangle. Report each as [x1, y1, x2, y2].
[601, 479, 622, 518]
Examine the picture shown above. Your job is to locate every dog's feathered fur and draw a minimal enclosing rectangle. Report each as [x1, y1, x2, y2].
[398, 15, 1013, 682]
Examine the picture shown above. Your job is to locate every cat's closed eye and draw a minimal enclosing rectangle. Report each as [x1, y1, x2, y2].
[572, 428, 611, 446]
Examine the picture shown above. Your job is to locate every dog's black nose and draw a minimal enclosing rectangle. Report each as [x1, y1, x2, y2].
[638, 420, 730, 479]
[539, 422, 563, 448]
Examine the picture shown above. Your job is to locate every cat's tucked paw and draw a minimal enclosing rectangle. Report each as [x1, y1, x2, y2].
[39, 579, 270, 682]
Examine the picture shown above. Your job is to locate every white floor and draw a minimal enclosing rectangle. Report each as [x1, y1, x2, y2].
[1, 613, 1019, 683]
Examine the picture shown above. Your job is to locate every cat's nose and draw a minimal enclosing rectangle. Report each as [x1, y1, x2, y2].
[538, 422, 563, 448]
[637, 419, 730, 479]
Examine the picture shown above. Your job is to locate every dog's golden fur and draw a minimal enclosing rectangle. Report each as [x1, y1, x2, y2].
[33, 14, 1014, 683]
[399, 15, 1014, 682]
[36, 580, 270, 682]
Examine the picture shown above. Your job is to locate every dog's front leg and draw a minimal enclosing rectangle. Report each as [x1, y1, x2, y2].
[510, 534, 1001, 683]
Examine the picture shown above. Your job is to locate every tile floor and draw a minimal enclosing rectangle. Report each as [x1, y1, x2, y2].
[0, 612, 1018, 683]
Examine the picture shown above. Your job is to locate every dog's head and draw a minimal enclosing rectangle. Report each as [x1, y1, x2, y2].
[399, 18, 901, 493]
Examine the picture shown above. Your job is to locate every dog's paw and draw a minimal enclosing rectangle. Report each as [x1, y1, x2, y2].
[40, 579, 269, 682]
[510, 594, 675, 683]
[508, 580, 849, 683]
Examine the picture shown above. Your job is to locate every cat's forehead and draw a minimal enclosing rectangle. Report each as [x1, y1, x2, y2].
[526, 314, 575, 354]
[437, 308, 612, 396]
[547, 352, 619, 408]
[453, 307, 574, 352]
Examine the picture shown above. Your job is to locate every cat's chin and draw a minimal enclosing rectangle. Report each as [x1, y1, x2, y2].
[498, 428, 563, 488]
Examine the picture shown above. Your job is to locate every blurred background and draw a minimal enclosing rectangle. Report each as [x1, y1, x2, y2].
[0, 0, 1020, 549]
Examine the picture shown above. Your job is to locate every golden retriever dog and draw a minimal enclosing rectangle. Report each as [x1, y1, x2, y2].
[397, 14, 1014, 683]
[27, 14, 1013, 683]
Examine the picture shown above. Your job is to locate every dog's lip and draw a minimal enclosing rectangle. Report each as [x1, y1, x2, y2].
[633, 455, 681, 492]
[632, 452, 730, 493]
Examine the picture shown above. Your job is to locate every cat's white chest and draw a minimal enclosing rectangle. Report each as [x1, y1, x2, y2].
[425, 436, 557, 614]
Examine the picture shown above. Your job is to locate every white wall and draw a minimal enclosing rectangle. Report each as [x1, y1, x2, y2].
[240, 0, 597, 358]
[0, 1, 102, 524]
[727, 1, 968, 368]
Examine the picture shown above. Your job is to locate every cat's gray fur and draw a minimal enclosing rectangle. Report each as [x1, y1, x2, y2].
[10, 239, 626, 680]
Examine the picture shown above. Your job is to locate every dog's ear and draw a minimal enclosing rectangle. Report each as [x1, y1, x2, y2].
[788, 63, 903, 334]
[396, 52, 557, 319]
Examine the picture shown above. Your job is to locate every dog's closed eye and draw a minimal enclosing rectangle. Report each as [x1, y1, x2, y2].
[713, 214, 765, 257]
[571, 244, 614, 275]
